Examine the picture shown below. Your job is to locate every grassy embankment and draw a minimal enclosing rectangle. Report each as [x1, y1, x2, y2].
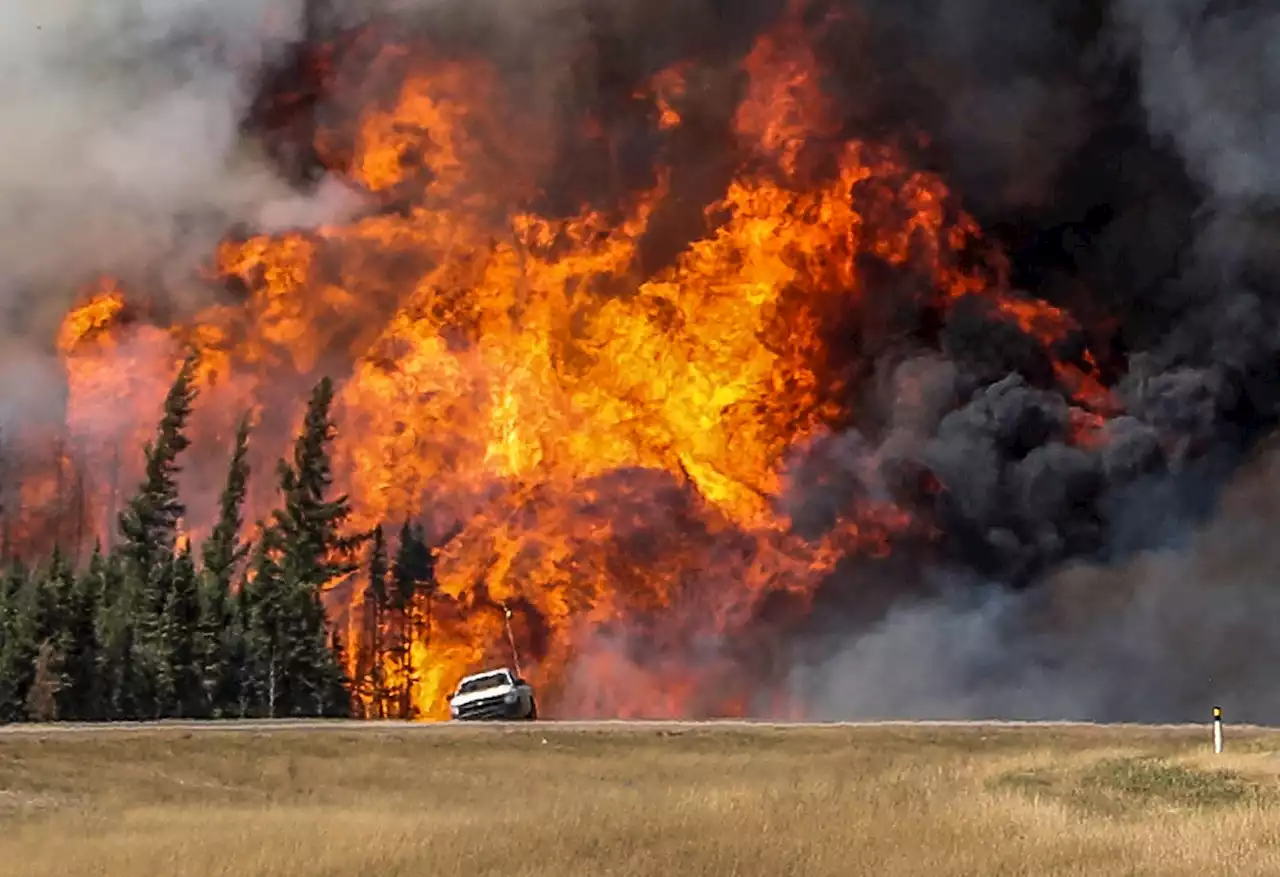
[1, 722, 1278, 876]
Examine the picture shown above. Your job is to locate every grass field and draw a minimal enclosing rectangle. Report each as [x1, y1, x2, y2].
[1, 723, 1279, 876]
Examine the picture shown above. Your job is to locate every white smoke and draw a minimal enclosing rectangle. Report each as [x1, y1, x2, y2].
[0, 0, 369, 323]
[0, 0, 374, 428]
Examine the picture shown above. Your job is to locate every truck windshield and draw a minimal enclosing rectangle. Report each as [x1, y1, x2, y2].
[456, 673, 509, 695]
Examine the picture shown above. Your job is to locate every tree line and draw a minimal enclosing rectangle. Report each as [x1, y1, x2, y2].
[0, 358, 439, 722]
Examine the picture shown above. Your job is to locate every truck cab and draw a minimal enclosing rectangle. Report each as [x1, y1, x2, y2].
[448, 668, 538, 721]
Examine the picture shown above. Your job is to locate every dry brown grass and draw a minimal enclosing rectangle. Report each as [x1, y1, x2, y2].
[1, 723, 1279, 876]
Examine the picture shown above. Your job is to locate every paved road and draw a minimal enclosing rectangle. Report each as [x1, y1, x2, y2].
[0, 718, 1268, 734]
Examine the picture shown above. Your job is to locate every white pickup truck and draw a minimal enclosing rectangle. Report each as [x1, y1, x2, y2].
[448, 668, 538, 721]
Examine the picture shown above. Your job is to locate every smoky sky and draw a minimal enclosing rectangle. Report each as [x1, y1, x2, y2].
[771, 0, 1280, 722]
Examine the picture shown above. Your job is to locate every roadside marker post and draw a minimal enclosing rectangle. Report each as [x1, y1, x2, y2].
[1213, 706, 1223, 754]
[503, 604, 523, 679]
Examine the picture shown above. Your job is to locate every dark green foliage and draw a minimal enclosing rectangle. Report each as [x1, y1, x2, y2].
[26, 640, 63, 721]
[0, 375, 383, 724]
[392, 520, 434, 613]
[388, 520, 435, 718]
[88, 546, 136, 720]
[202, 415, 252, 589]
[238, 378, 358, 719]
[354, 525, 389, 717]
[272, 377, 363, 595]
[160, 546, 202, 718]
[56, 546, 103, 720]
[198, 418, 252, 717]
[117, 355, 198, 575]
[0, 562, 38, 722]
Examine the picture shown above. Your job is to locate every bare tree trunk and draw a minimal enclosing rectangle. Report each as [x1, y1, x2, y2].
[399, 608, 411, 719]
[371, 601, 385, 719]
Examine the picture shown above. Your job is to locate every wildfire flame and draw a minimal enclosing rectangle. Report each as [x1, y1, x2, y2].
[36, 2, 1115, 719]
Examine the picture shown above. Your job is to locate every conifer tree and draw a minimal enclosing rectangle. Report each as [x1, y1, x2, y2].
[263, 377, 358, 717]
[160, 546, 201, 717]
[15, 549, 75, 720]
[117, 355, 199, 575]
[0, 564, 15, 718]
[134, 558, 174, 718]
[0, 429, 9, 564]
[0, 370, 402, 723]
[0, 562, 34, 721]
[202, 415, 252, 589]
[389, 520, 434, 718]
[323, 627, 352, 716]
[116, 355, 199, 717]
[90, 548, 138, 720]
[198, 416, 252, 715]
[272, 378, 362, 593]
[241, 527, 279, 716]
[57, 544, 104, 720]
[230, 565, 256, 718]
[35, 548, 72, 642]
[356, 525, 390, 717]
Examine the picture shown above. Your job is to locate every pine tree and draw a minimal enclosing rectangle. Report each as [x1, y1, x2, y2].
[356, 525, 390, 717]
[0, 372, 399, 723]
[117, 355, 199, 575]
[140, 558, 176, 717]
[90, 548, 138, 720]
[202, 416, 252, 588]
[264, 377, 359, 717]
[56, 545, 103, 721]
[389, 520, 434, 719]
[0, 562, 34, 721]
[230, 565, 255, 718]
[242, 524, 286, 717]
[34, 548, 71, 642]
[160, 546, 201, 717]
[0, 565, 14, 719]
[116, 355, 199, 718]
[272, 378, 362, 593]
[324, 627, 352, 717]
[0, 428, 10, 564]
[198, 416, 252, 716]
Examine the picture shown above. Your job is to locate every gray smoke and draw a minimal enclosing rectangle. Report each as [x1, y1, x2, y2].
[793, 438, 1280, 723]
[787, 0, 1280, 723]
[1117, 0, 1280, 205]
[0, 0, 369, 426]
[2, 1, 284, 295]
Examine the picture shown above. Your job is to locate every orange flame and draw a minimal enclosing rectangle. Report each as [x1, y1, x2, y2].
[41, 6, 1118, 718]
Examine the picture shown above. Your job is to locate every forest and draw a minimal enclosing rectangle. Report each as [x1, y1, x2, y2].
[0, 357, 432, 722]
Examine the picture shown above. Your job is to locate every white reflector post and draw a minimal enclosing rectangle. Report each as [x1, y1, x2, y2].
[1213, 705, 1223, 754]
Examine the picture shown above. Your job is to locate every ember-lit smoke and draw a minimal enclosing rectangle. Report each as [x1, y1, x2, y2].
[6, 0, 1280, 722]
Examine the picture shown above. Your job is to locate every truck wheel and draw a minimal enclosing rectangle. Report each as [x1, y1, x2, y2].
[527, 699, 538, 721]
